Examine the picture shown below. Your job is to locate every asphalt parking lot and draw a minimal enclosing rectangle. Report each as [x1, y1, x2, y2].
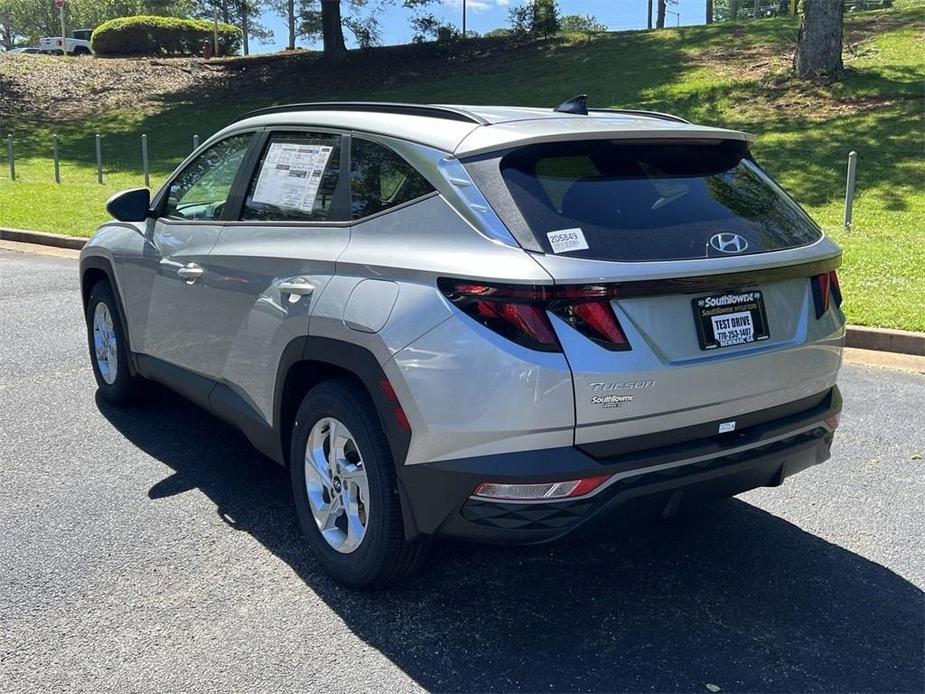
[1, 248, 923, 693]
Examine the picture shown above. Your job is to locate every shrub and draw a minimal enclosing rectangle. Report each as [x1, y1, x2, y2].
[91, 16, 242, 57]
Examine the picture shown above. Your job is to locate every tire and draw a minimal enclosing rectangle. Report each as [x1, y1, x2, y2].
[289, 378, 427, 587]
[85, 279, 144, 405]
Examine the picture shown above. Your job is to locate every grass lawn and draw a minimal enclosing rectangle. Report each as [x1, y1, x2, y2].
[0, 1, 922, 331]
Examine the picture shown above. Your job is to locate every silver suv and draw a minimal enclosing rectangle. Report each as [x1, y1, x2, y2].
[80, 99, 845, 586]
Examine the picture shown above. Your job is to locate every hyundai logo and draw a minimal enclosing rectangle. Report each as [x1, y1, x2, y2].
[709, 232, 749, 254]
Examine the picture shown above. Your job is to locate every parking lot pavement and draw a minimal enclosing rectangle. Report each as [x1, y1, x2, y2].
[0, 248, 922, 693]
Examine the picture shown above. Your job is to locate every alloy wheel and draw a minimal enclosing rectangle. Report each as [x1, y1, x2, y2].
[92, 302, 118, 385]
[304, 417, 370, 554]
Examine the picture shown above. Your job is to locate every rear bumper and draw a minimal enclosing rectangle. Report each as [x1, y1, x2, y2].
[397, 387, 840, 544]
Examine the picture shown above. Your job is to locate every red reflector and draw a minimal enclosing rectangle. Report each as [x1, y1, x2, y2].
[825, 414, 840, 430]
[393, 406, 411, 431]
[568, 474, 613, 497]
[379, 378, 411, 432]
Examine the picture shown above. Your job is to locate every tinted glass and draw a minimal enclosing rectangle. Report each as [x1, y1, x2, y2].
[499, 140, 822, 261]
[242, 133, 344, 222]
[350, 138, 435, 220]
[163, 134, 252, 221]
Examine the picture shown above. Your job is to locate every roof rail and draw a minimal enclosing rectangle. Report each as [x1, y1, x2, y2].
[235, 101, 489, 125]
[588, 108, 691, 124]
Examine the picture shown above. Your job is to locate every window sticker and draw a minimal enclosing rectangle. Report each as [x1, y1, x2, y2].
[547, 227, 589, 254]
[252, 143, 333, 213]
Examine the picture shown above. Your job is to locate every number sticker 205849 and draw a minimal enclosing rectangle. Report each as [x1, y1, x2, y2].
[692, 290, 770, 350]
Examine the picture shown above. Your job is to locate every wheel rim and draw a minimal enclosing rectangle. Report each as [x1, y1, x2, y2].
[92, 302, 118, 385]
[304, 417, 370, 554]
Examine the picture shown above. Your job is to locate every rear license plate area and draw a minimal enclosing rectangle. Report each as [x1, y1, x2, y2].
[693, 289, 770, 350]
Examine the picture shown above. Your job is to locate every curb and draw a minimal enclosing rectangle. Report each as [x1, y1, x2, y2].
[0, 227, 86, 251]
[2, 227, 923, 357]
[844, 326, 925, 357]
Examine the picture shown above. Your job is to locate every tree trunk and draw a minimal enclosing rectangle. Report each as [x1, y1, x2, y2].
[647, 0, 653, 29]
[287, 0, 295, 50]
[656, 0, 666, 28]
[754, 0, 761, 18]
[321, 0, 346, 60]
[778, 0, 789, 15]
[794, 0, 844, 78]
[706, 0, 714, 24]
[241, 1, 249, 56]
[730, 0, 739, 19]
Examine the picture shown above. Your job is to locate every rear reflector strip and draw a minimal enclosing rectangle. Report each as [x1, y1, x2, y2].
[473, 474, 612, 501]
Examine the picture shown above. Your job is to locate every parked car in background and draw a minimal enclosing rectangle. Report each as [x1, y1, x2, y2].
[80, 98, 845, 587]
[8, 47, 41, 54]
[39, 29, 93, 55]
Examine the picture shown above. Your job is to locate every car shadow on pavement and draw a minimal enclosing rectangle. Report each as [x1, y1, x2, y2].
[99, 386, 924, 694]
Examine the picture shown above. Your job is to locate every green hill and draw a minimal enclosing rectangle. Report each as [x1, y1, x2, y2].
[0, 1, 922, 331]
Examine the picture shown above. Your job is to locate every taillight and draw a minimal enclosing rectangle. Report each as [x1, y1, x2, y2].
[811, 270, 842, 319]
[438, 279, 630, 352]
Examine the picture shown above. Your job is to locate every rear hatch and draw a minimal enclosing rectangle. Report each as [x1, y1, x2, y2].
[465, 137, 845, 452]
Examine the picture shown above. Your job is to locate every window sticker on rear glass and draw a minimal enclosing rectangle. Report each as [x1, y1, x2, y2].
[547, 227, 589, 254]
[252, 143, 332, 213]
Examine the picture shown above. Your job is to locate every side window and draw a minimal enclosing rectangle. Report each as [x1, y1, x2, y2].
[350, 138, 435, 220]
[163, 134, 252, 221]
[241, 133, 343, 222]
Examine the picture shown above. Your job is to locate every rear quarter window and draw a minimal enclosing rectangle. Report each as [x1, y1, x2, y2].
[494, 140, 822, 262]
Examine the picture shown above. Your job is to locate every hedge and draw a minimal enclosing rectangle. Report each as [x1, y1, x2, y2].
[91, 16, 242, 57]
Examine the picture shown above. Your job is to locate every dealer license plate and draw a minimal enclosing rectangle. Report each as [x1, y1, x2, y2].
[693, 290, 770, 350]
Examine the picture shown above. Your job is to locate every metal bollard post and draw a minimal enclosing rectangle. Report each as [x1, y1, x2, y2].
[193, 134, 199, 150]
[141, 134, 149, 188]
[844, 151, 857, 230]
[53, 133, 60, 184]
[7, 132, 14, 181]
[96, 134, 103, 184]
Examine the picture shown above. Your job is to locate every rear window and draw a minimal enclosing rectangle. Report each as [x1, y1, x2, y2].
[497, 140, 822, 262]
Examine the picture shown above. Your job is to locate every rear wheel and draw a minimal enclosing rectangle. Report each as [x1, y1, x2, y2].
[290, 378, 427, 587]
[85, 280, 144, 405]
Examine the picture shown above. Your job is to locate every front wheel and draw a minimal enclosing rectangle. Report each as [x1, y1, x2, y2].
[85, 280, 144, 405]
[290, 379, 427, 587]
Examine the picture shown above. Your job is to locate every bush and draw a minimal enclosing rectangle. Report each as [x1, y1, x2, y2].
[91, 16, 242, 57]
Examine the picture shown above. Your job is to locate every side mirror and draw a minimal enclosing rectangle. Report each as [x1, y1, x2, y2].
[106, 188, 151, 222]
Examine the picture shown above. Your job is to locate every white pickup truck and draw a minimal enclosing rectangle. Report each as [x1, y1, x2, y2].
[39, 29, 93, 55]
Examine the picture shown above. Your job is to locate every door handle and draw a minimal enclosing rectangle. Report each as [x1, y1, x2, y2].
[177, 263, 204, 283]
[278, 278, 315, 303]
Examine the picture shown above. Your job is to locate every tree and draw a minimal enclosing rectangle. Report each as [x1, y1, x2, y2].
[794, 0, 844, 78]
[295, 0, 432, 59]
[706, 0, 713, 24]
[647, 0, 652, 29]
[656, 0, 666, 28]
[560, 14, 606, 35]
[729, 0, 739, 19]
[509, 0, 560, 38]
